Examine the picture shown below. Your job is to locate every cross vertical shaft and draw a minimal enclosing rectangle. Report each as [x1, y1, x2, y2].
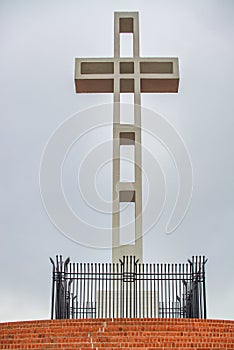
[112, 12, 143, 262]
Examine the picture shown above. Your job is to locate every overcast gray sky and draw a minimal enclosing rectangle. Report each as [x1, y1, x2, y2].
[1, 0, 234, 322]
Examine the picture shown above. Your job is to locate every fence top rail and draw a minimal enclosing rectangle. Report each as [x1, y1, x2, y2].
[51, 255, 207, 272]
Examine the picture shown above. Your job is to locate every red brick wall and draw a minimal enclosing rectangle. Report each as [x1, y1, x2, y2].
[1, 318, 234, 349]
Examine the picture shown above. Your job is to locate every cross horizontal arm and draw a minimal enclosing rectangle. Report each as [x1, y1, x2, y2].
[74, 57, 179, 93]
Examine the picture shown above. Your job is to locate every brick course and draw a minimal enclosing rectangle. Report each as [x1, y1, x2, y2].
[0, 318, 234, 349]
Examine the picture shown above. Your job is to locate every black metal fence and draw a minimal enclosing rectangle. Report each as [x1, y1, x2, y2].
[50, 255, 207, 320]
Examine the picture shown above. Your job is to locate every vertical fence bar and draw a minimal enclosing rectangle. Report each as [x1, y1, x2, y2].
[82, 263, 85, 318]
[121, 258, 124, 318]
[137, 262, 141, 318]
[175, 263, 178, 318]
[142, 262, 145, 317]
[134, 258, 137, 318]
[69, 263, 73, 319]
[201, 256, 204, 318]
[78, 263, 81, 319]
[160, 264, 163, 318]
[108, 263, 111, 318]
[149, 263, 152, 318]
[146, 263, 149, 318]
[55, 255, 59, 319]
[164, 264, 167, 318]
[94, 263, 97, 318]
[90, 263, 93, 318]
[117, 262, 120, 318]
[186, 262, 189, 318]
[171, 263, 174, 318]
[97, 263, 100, 318]
[156, 263, 159, 318]
[168, 264, 170, 318]
[178, 264, 181, 318]
[199, 256, 203, 319]
[194, 256, 197, 318]
[50, 258, 55, 320]
[75, 263, 78, 318]
[55, 256, 58, 319]
[195, 256, 198, 318]
[198, 256, 202, 318]
[86, 263, 89, 318]
[134, 256, 136, 318]
[105, 263, 107, 318]
[202, 256, 207, 319]
[112, 262, 115, 318]
[101, 263, 104, 318]
[130, 256, 132, 318]
[126, 256, 128, 318]
[153, 264, 156, 318]
[181, 263, 185, 318]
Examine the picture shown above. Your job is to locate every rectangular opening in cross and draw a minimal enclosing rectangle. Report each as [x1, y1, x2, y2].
[140, 62, 173, 74]
[120, 132, 135, 145]
[119, 190, 135, 202]
[120, 34, 133, 57]
[81, 62, 114, 74]
[119, 18, 134, 33]
[75, 79, 114, 93]
[120, 145, 135, 182]
[120, 62, 134, 74]
[120, 94, 134, 123]
[120, 202, 135, 245]
[120, 79, 134, 93]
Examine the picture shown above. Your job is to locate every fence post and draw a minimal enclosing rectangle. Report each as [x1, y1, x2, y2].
[49, 257, 55, 320]
[202, 256, 208, 319]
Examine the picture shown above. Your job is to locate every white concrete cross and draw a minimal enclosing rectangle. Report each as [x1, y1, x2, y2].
[75, 12, 179, 262]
